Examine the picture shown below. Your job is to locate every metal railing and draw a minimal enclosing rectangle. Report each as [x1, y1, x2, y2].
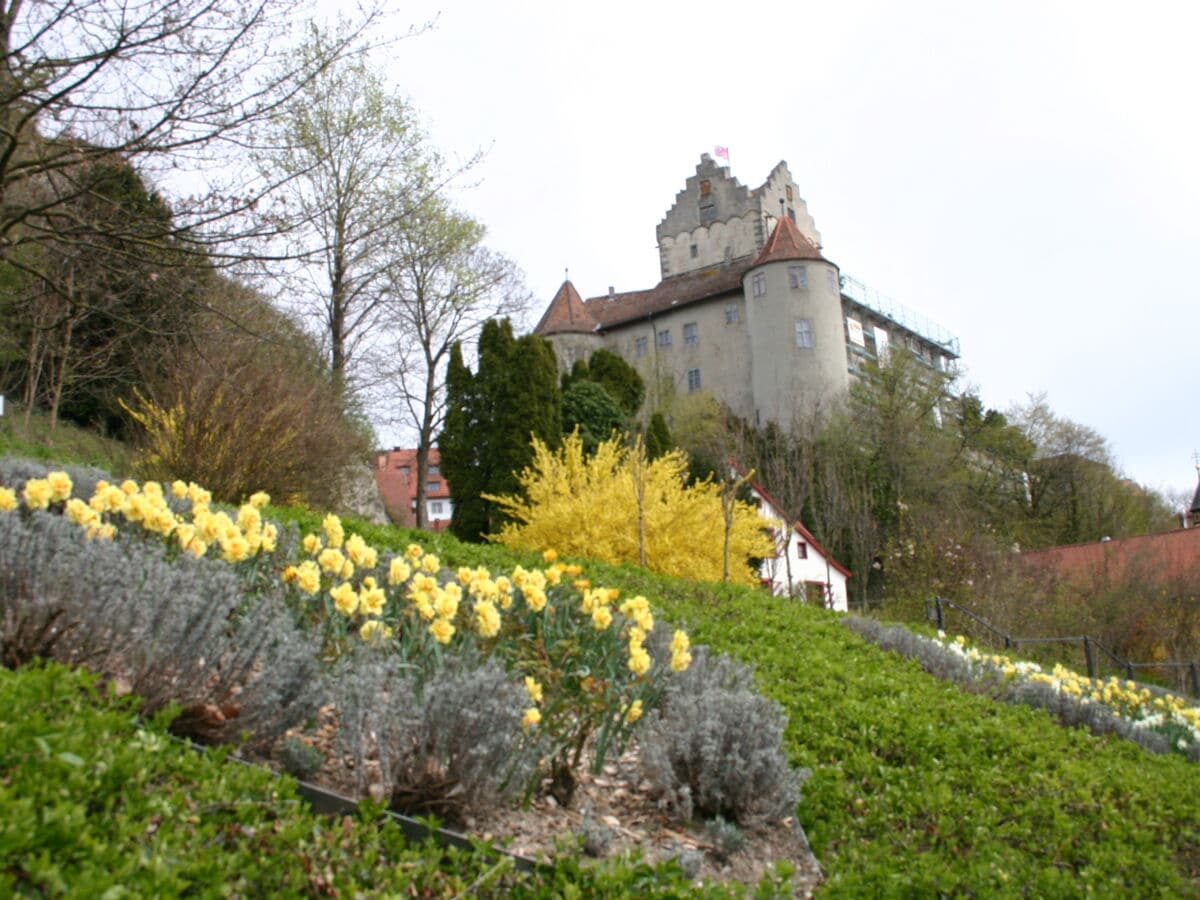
[925, 596, 1200, 698]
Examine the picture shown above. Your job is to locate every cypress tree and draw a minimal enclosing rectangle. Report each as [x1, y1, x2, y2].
[439, 319, 562, 541]
[645, 411, 674, 460]
[585, 348, 645, 417]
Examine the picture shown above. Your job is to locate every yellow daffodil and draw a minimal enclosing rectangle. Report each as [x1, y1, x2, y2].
[524, 676, 543, 704]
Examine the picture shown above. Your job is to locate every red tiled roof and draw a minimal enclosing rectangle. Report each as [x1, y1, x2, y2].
[1019, 527, 1200, 588]
[534, 280, 597, 335]
[578, 260, 754, 330]
[729, 459, 852, 579]
[753, 214, 826, 265]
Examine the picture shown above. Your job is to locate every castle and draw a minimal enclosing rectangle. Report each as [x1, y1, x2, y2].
[534, 154, 961, 430]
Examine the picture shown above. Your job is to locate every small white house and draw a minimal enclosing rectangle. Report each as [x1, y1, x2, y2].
[734, 466, 851, 611]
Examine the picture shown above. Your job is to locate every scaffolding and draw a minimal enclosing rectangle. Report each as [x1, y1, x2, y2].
[841, 274, 961, 357]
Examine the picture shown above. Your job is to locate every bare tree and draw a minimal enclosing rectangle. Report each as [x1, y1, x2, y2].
[0, 0, 389, 263]
[374, 197, 529, 528]
[254, 24, 474, 398]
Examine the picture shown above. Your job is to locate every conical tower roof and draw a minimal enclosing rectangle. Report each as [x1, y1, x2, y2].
[533, 280, 598, 336]
[752, 213, 828, 266]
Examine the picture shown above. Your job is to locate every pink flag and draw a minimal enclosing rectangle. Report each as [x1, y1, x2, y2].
[714, 145, 730, 161]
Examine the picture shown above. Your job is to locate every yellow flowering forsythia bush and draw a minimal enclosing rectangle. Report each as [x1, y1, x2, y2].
[0, 471, 692, 795]
[486, 432, 775, 585]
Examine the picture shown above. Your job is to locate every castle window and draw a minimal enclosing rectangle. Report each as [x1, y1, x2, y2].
[788, 265, 807, 289]
[786, 185, 794, 202]
[687, 368, 702, 392]
[751, 272, 767, 297]
[787, 207, 796, 223]
[635, 336, 648, 357]
[725, 303, 740, 324]
[657, 329, 672, 348]
[689, 243, 698, 258]
[827, 269, 839, 292]
[700, 179, 711, 196]
[683, 322, 698, 346]
[795, 318, 814, 348]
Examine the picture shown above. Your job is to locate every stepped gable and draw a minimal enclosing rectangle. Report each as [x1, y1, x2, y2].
[534, 280, 597, 336]
[583, 260, 754, 330]
[752, 213, 827, 266]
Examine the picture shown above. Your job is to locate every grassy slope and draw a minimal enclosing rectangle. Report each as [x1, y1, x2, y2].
[6, 467, 1198, 894]
[0, 408, 133, 473]
[295, 512, 1200, 896]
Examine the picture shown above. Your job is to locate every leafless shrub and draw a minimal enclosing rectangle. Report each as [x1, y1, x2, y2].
[639, 647, 807, 826]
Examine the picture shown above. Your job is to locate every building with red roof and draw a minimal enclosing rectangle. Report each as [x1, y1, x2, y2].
[374, 448, 452, 530]
[534, 153, 960, 430]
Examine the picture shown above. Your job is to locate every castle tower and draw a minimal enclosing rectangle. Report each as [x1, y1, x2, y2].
[656, 155, 821, 279]
[742, 215, 847, 429]
[532, 280, 602, 370]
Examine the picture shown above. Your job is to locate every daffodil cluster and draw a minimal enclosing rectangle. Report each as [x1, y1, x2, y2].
[2, 471, 277, 559]
[935, 631, 1200, 750]
[1, 476, 698, 788]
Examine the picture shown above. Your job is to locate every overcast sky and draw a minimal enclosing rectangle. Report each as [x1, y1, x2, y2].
[364, 0, 1198, 506]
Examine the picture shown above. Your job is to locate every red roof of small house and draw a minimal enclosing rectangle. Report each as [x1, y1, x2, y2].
[752, 214, 828, 266]
[374, 448, 451, 530]
[1018, 527, 1200, 589]
[729, 459, 852, 579]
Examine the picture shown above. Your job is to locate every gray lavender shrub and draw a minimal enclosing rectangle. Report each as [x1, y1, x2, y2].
[333, 647, 541, 823]
[0, 508, 323, 751]
[638, 647, 807, 826]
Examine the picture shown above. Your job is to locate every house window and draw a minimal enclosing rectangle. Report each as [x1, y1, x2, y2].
[725, 303, 740, 324]
[788, 265, 807, 289]
[683, 322, 698, 346]
[751, 272, 767, 297]
[425, 481, 439, 493]
[804, 581, 827, 607]
[796, 542, 808, 560]
[430, 501, 445, 516]
[657, 329, 672, 348]
[687, 368, 701, 392]
[689, 243, 698, 258]
[399, 465, 411, 476]
[795, 318, 813, 348]
[635, 336, 648, 357]
[428, 464, 439, 475]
